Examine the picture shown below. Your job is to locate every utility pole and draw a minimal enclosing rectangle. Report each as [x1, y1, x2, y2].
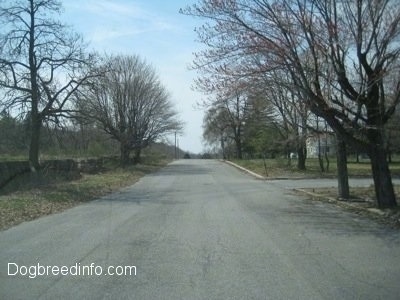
[177, 138, 180, 159]
[174, 131, 177, 159]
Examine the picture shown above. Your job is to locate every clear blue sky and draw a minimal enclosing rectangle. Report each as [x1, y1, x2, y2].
[61, 0, 205, 154]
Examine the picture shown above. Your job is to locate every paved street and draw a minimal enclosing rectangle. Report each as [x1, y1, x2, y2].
[1, 159, 399, 299]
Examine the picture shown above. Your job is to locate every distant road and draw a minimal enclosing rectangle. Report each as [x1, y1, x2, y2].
[1, 159, 399, 299]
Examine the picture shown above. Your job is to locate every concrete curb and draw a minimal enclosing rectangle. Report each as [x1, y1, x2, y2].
[294, 188, 388, 217]
[221, 160, 331, 181]
[222, 160, 266, 180]
[294, 188, 337, 203]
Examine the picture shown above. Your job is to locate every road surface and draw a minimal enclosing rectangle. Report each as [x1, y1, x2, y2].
[1, 159, 399, 299]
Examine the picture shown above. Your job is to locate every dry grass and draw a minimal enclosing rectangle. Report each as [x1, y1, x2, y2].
[0, 161, 169, 231]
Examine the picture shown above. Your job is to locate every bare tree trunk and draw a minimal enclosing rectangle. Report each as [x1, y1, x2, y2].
[28, 0, 41, 172]
[120, 143, 131, 167]
[366, 97, 397, 207]
[324, 151, 330, 172]
[237, 144, 243, 159]
[316, 118, 324, 172]
[220, 132, 226, 159]
[286, 143, 291, 166]
[324, 123, 330, 172]
[318, 135, 325, 172]
[133, 148, 142, 164]
[235, 136, 243, 159]
[336, 135, 349, 199]
[297, 140, 306, 170]
[387, 140, 392, 163]
[369, 145, 397, 208]
[297, 114, 307, 170]
[29, 113, 41, 171]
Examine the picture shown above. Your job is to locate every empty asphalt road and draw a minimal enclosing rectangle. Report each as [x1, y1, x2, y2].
[1, 160, 399, 299]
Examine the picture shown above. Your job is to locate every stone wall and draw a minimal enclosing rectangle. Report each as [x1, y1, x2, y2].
[0, 161, 31, 189]
[0, 156, 119, 189]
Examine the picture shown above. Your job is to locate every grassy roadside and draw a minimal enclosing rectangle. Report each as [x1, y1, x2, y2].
[0, 159, 169, 231]
[231, 158, 400, 178]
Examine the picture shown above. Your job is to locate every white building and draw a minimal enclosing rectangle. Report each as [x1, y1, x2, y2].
[306, 133, 336, 158]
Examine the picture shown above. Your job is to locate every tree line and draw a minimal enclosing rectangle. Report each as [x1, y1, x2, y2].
[182, 0, 400, 208]
[0, 109, 119, 158]
[0, 0, 182, 168]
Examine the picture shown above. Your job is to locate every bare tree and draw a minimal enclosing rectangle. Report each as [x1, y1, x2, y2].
[0, 0, 95, 171]
[81, 55, 182, 166]
[260, 71, 310, 169]
[182, 0, 400, 208]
